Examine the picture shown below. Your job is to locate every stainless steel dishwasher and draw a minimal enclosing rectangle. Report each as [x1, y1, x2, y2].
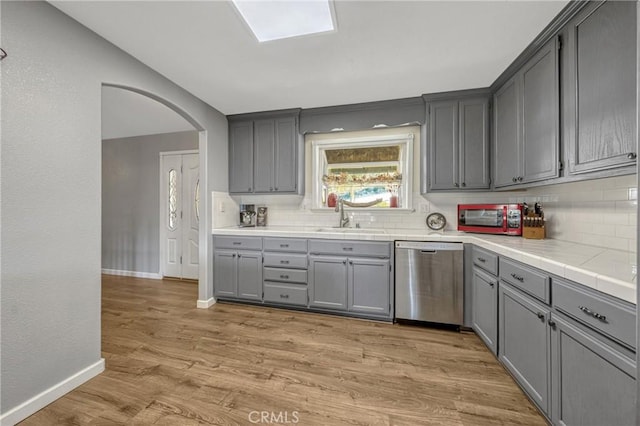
[395, 241, 464, 326]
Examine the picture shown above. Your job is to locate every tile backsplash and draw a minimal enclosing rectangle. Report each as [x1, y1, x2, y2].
[213, 174, 637, 253]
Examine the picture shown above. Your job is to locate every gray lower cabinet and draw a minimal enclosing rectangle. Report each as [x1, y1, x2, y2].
[493, 36, 559, 188]
[308, 244, 392, 318]
[347, 257, 390, 315]
[499, 282, 551, 416]
[424, 92, 490, 192]
[550, 313, 636, 426]
[213, 249, 262, 300]
[563, 0, 637, 175]
[308, 255, 348, 310]
[471, 267, 497, 355]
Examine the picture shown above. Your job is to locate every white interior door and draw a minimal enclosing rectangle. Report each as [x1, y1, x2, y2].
[161, 152, 199, 279]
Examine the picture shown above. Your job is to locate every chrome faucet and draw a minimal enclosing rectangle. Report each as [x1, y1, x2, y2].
[335, 199, 350, 228]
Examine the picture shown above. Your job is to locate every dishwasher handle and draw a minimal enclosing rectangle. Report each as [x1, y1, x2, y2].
[420, 249, 437, 254]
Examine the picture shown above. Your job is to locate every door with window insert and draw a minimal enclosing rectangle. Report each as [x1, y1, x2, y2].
[161, 152, 199, 279]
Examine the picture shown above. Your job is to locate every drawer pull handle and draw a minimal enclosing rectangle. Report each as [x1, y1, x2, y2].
[510, 273, 524, 282]
[343, 247, 353, 251]
[280, 260, 290, 264]
[280, 244, 289, 248]
[280, 294, 289, 299]
[280, 275, 289, 279]
[536, 312, 545, 320]
[232, 242, 242, 245]
[477, 257, 486, 263]
[579, 306, 608, 322]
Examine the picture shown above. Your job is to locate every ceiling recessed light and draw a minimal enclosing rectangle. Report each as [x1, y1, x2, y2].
[231, 0, 336, 43]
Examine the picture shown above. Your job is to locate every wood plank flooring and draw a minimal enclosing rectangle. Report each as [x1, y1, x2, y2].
[20, 275, 545, 425]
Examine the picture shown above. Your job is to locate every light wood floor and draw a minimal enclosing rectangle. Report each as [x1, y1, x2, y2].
[21, 275, 545, 425]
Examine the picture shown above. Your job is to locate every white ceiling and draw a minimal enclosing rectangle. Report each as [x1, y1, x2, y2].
[102, 86, 194, 140]
[53, 1, 569, 116]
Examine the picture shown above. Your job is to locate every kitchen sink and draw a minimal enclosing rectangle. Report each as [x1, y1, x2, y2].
[315, 227, 387, 234]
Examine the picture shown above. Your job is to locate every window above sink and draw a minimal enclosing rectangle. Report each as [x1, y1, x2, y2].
[310, 130, 414, 211]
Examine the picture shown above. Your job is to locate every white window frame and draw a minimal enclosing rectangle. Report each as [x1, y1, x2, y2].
[310, 133, 414, 211]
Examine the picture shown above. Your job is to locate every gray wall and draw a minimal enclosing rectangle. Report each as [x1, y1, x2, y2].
[1, 1, 227, 418]
[102, 131, 198, 274]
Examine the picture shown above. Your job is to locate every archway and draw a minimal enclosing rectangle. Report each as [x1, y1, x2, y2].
[101, 83, 212, 306]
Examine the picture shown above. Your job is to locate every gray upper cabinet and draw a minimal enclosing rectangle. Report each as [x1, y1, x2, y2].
[347, 257, 390, 315]
[253, 119, 276, 193]
[551, 313, 636, 426]
[563, 0, 637, 175]
[228, 121, 254, 193]
[228, 111, 300, 194]
[493, 37, 559, 188]
[424, 92, 489, 192]
[499, 282, 551, 416]
[493, 77, 520, 188]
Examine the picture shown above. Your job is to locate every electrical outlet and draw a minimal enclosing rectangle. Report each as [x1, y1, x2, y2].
[419, 203, 428, 213]
[219, 202, 225, 213]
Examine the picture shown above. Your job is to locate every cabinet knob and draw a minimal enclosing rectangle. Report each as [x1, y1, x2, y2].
[237, 254, 241, 258]
[269, 187, 273, 191]
[342, 260, 347, 264]
[232, 254, 236, 258]
[628, 152, 637, 160]
[349, 260, 353, 265]
[248, 187, 252, 192]
[275, 187, 278, 191]
[547, 319, 556, 328]
[454, 183, 459, 187]
[461, 182, 466, 187]
[517, 176, 523, 182]
[536, 312, 545, 320]
[512, 177, 518, 183]
[489, 282, 494, 288]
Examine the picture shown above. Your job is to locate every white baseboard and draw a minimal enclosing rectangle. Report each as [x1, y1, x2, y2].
[197, 297, 216, 309]
[0, 359, 105, 426]
[101, 268, 162, 279]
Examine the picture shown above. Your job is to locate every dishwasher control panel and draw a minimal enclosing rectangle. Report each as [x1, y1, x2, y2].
[395, 241, 463, 251]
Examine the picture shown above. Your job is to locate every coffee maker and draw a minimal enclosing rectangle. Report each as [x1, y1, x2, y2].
[239, 204, 256, 227]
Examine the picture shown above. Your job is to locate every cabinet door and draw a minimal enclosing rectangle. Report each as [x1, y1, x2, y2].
[253, 119, 276, 193]
[237, 251, 263, 300]
[428, 100, 458, 190]
[309, 256, 348, 310]
[472, 267, 497, 355]
[493, 77, 521, 188]
[521, 38, 559, 183]
[564, 1, 637, 174]
[348, 258, 390, 316]
[551, 314, 636, 426]
[274, 117, 297, 193]
[214, 250, 237, 297]
[499, 283, 551, 415]
[459, 98, 490, 189]
[229, 121, 254, 193]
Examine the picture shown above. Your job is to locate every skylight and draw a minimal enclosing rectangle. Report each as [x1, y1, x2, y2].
[232, 0, 336, 43]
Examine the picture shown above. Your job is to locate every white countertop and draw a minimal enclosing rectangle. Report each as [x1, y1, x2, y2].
[213, 226, 638, 304]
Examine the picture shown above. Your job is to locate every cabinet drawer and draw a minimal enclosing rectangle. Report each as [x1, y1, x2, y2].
[263, 282, 308, 306]
[264, 267, 307, 284]
[214, 236, 262, 251]
[263, 238, 307, 253]
[553, 278, 636, 349]
[472, 246, 498, 275]
[263, 253, 307, 269]
[499, 257, 549, 303]
[308, 240, 390, 258]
